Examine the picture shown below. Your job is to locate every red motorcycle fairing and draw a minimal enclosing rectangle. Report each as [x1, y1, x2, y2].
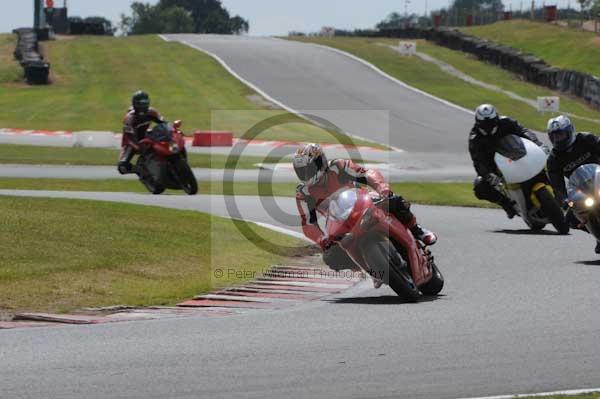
[138, 127, 186, 159]
[326, 188, 432, 287]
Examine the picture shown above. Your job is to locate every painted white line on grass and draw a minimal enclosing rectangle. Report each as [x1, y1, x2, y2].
[457, 387, 600, 399]
[251, 221, 311, 242]
[158, 34, 402, 153]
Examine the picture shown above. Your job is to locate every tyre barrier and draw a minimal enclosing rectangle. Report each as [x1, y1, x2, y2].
[12, 27, 50, 85]
[372, 27, 600, 107]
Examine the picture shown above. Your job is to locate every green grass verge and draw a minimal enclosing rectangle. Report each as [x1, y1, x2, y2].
[287, 36, 600, 132]
[0, 196, 306, 313]
[462, 20, 600, 77]
[0, 178, 489, 208]
[0, 144, 280, 169]
[518, 394, 600, 399]
[0, 34, 376, 148]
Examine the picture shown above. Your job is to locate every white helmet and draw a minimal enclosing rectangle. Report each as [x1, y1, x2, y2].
[475, 104, 499, 136]
[547, 115, 575, 151]
[293, 143, 328, 185]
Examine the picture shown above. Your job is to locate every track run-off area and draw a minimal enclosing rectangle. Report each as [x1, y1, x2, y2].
[1, 35, 598, 399]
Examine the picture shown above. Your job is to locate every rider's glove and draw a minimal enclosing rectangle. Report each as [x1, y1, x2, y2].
[541, 144, 551, 155]
[484, 173, 502, 187]
[380, 189, 394, 199]
[317, 236, 333, 251]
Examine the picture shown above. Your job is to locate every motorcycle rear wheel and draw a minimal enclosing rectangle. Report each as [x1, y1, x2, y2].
[361, 237, 422, 302]
[536, 186, 569, 235]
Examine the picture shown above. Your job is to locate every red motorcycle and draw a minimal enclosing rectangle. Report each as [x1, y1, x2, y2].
[135, 120, 198, 195]
[326, 188, 444, 301]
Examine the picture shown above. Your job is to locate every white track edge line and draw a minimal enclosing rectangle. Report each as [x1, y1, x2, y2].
[457, 387, 600, 399]
[158, 34, 403, 153]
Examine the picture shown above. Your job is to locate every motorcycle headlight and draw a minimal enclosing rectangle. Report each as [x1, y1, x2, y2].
[585, 197, 595, 208]
[169, 143, 179, 152]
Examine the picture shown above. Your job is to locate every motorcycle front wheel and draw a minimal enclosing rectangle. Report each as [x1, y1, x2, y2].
[361, 236, 422, 302]
[170, 157, 198, 195]
[536, 186, 569, 234]
[136, 159, 165, 195]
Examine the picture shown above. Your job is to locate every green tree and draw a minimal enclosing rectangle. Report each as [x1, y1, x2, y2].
[157, 0, 249, 34]
[120, 0, 248, 35]
[160, 6, 194, 33]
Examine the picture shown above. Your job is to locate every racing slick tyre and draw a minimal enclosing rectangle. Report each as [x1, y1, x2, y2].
[361, 236, 422, 302]
[171, 157, 198, 195]
[419, 262, 444, 296]
[536, 186, 569, 235]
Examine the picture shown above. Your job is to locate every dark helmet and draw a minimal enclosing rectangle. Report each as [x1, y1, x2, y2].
[475, 104, 500, 136]
[547, 115, 575, 152]
[132, 90, 150, 113]
[293, 143, 328, 184]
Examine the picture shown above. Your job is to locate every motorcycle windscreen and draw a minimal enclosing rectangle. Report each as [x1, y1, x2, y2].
[494, 136, 547, 184]
[567, 164, 600, 201]
[147, 123, 173, 141]
[495, 134, 527, 160]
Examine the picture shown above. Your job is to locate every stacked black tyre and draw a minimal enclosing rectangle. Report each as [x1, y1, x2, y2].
[12, 28, 50, 85]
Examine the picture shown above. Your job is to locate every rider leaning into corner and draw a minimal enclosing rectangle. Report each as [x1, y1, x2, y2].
[546, 115, 600, 253]
[293, 143, 437, 288]
[469, 104, 549, 218]
[118, 90, 165, 175]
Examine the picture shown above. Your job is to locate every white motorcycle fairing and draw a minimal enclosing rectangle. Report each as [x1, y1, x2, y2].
[494, 137, 547, 184]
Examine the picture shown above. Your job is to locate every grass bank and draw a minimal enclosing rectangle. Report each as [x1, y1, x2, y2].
[0, 144, 280, 169]
[0, 34, 373, 147]
[288, 36, 600, 132]
[0, 179, 488, 208]
[462, 20, 600, 77]
[0, 196, 306, 313]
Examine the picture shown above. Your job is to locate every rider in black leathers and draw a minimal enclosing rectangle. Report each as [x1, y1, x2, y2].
[546, 115, 600, 253]
[469, 104, 548, 218]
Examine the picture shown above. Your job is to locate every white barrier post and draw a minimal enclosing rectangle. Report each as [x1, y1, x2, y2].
[537, 96, 560, 114]
[398, 41, 417, 56]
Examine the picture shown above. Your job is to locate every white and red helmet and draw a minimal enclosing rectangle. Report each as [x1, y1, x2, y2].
[293, 143, 328, 185]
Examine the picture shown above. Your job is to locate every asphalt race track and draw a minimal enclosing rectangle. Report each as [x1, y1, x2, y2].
[1, 36, 597, 399]
[2, 190, 600, 399]
[166, 34, 478, 173]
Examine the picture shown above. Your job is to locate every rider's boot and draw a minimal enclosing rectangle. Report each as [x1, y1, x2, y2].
[117, 161, 134, 175]
[410, 224, 437, 246]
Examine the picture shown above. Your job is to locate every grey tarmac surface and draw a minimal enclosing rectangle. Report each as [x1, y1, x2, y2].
[0, 161, 475, 183]
[165, 35, 474, 155]
[1, 190, 600, 399]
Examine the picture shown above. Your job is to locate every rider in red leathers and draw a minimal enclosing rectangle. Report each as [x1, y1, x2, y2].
[293, 144, 437, 285]
[118, 90, 164, 174]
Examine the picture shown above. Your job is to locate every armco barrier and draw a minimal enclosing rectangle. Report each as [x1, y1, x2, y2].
[192, 131, 234, 147]
[12, 28, 50, 85]
[374, 27, 600, 107]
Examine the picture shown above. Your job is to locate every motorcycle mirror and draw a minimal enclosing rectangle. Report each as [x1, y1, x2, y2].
[174, 120, 182, 129]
